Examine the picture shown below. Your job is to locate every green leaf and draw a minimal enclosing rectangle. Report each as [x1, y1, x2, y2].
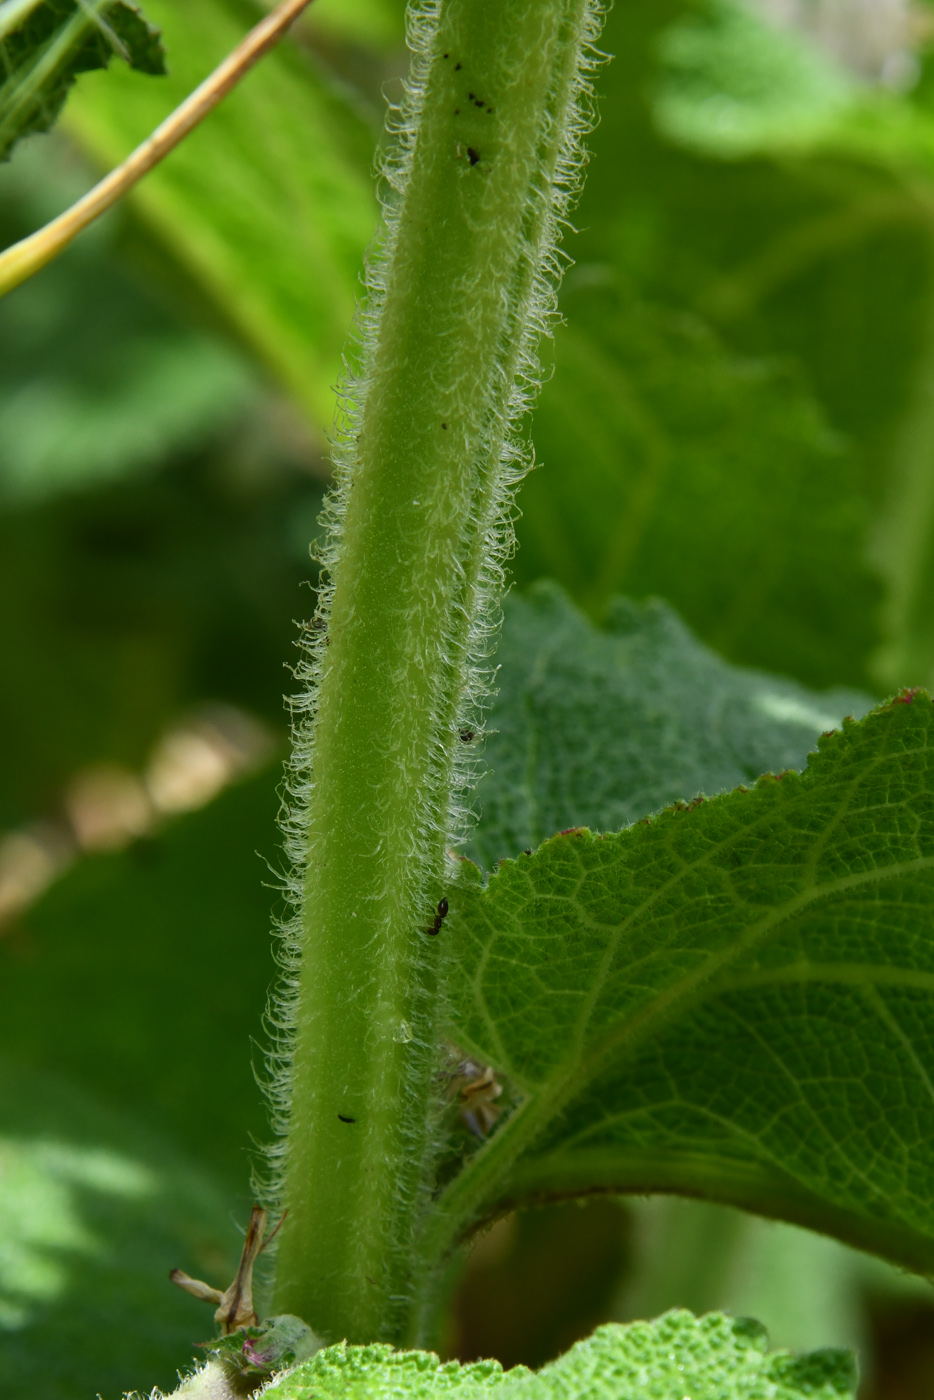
[518, 275, 883, 694]
[61, 0, 383, 431]
[0, 1060, 241, 1400]
[443, 675, 934, 1277]
[0, 0, 165, 163]
[621, 1, 934, 696]
[262, 1313, 855, 1400]
[0, 771, 280, 1184]
[511, 0, 934, 694]
[652, 0, 857, 160]
[650, 0, 934, 176]
[468, 582, 871, 869]
[0, 135, 256, 505]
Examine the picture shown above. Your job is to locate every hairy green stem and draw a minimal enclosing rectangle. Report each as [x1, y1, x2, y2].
[269, 0, 600, 1347]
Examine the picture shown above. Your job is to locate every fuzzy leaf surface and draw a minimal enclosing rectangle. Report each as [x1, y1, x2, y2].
[469, 583, 871, 869]
[264, 1313, 854, 1400]
[447, 685, 934, 1275]
[0, 0, 165, 162]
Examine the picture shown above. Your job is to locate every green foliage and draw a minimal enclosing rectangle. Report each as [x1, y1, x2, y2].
[0, 774, 283, 1393]
[263, 1313, 855, 1400]
[0, 773, 278, 1183]
[0, 418, 318, 834]
[520, 296, 880, 691]
[0, 138, 255, 507]
[0, 145, 320, 831]
[61, 0, 382, 429]
[653, 0, 855, 158]
[468, 583, 870, 870]
[0, 1061, 239, 1400]
[513, 0, 934, 693]
[7, 0, 934, 1393]
[444, 685, 934, 1274]
[0, 589, 897, 1395]
[0, 0, 165, 162]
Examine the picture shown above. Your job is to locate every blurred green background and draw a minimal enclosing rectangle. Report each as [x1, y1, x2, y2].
[4, 0, 934, 1395]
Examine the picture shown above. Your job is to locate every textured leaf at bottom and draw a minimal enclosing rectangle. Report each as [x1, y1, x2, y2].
[262, 1312, 854, 1400]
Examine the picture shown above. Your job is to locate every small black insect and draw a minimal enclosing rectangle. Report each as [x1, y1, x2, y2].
[441, 422, 448, 429]
[458, 728, 475, 742]
[467, 147, 480, 166]
[474, 98, 484, 108]
[454, 61, 462, 70]
[338, 1114, 356, 1124]
[425, 897, 449, 936]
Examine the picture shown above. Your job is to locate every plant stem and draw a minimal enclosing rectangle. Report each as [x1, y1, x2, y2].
[271, 0, 601, 1347]
[0, 0, 314, 301]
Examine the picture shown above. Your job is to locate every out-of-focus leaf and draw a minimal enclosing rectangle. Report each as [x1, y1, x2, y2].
[0, 333, 250, 502]
[618, 1195, 934, 1371]
[652, 0, 934, 172]
[519, 296, 880, 691]
[0, 1061, 240, 1400]
[621, 1200, 867, 1356]
[263, 1313, 855, 1400]
[0, 135, 322, 827]
[653, 0, 855, 158]
[0, 768, 287, 1398]
[305, 0, 406, 48]
[0, 0, 165, 163]
[0, 136, 257, 504]
[869, 287, 934, 695]
[0, 426, 322, 834]
[512, 0, 934, 693]
[61, 0, 384, 432]
[0, 770, 281, 1182]
[651, 0, 934, 703]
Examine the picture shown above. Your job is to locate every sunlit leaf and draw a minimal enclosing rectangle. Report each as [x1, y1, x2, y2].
[262, 1313, 854, 1400]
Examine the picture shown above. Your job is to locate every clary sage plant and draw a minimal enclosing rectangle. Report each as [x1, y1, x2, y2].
[3, 2, 934, 1398]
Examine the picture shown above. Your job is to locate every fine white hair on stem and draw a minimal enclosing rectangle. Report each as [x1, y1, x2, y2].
[253, 0, 608, 1238]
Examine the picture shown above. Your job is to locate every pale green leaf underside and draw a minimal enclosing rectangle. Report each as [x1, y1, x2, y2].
[264, 1313, 854, 1400]
[0, 0, 165, 163]
[447, 688, 934, 1275]
[469, 582, 870, 869]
